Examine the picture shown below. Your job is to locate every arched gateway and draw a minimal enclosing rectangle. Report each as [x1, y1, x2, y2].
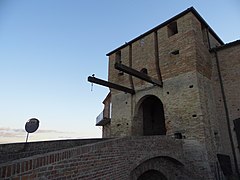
[133, 95, 166, 136]
[137, 169, 167, 180]
[130, 156, 187, 180]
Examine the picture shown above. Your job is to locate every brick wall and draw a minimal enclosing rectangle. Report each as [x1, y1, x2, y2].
[107, 12, 206, 139]
[211, 42, 240, 173]
[105, 12, 225, 168]
[0, 136, 211, 179]
[102, 8, 240, 177]
[95, 7, 240, 178]
[0, 138, 107, 164]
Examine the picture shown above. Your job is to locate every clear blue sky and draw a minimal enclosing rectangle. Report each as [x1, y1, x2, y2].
[0, 0, 239, 143]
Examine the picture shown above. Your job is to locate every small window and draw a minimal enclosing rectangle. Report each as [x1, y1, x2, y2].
[168, 21, 178, 37]
[140, 68, 148, 75]
[115, 51, 124, 75]
[115, 51, 121, 63]
[174, 132, 183, 139]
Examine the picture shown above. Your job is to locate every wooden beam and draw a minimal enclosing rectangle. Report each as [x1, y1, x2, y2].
[114, 63, 163, 87]
[88, 76, 135, 94]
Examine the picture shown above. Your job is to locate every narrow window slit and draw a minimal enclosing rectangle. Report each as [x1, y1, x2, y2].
[171, 50, 179, 55]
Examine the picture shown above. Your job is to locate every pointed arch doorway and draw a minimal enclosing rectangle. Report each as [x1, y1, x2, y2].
[135, 95, 166, 136]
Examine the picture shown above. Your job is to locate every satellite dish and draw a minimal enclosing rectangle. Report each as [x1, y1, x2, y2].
[25, 118, 40, 142]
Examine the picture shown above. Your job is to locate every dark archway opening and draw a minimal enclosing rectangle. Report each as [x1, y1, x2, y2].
[141, 96, 166, 135]
[137, 169, 167, 180]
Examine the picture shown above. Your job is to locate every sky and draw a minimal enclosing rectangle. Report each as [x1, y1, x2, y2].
[0, 0, 239, 144]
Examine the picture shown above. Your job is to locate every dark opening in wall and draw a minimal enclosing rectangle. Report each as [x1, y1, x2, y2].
[138, 170, 167, 180]
[189, 85, 194, 88]
[168, 21, 178, 37]
[192, 114, 197, 118]
[115, 51, 124, 75]
[170, 50, 179, 55]
[174, 132, 183, 139]
[140, 68, 148, 75]
[217, 154, 233, 176]
[233, 118, 240, 149]
[115, 51, 121, 63]
[140, 96, 166, 136]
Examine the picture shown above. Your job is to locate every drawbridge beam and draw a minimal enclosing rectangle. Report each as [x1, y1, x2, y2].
[88, 76, 135, 95]
[114, 63, 163, 87]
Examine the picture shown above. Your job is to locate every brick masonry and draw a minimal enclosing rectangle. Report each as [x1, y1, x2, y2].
[0, 138, 108, 164]
[1, 7, 239, 179]
[211, 42, 240, 174]
[103, 7, 240, 179]
[0, 136, 211, 179]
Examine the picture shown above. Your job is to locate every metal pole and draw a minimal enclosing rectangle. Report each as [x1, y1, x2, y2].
[25, 132, 29, 143]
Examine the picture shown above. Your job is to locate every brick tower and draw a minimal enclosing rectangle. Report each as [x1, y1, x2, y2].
[92, 7, 240, 179]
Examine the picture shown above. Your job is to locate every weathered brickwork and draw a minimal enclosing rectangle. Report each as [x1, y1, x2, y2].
[211, 42, 240, 174]
[1, 7, 239, 179]
[0, 136, 209, 179]
[101, 7, 239, 178]
[0, 139, 107, 164]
